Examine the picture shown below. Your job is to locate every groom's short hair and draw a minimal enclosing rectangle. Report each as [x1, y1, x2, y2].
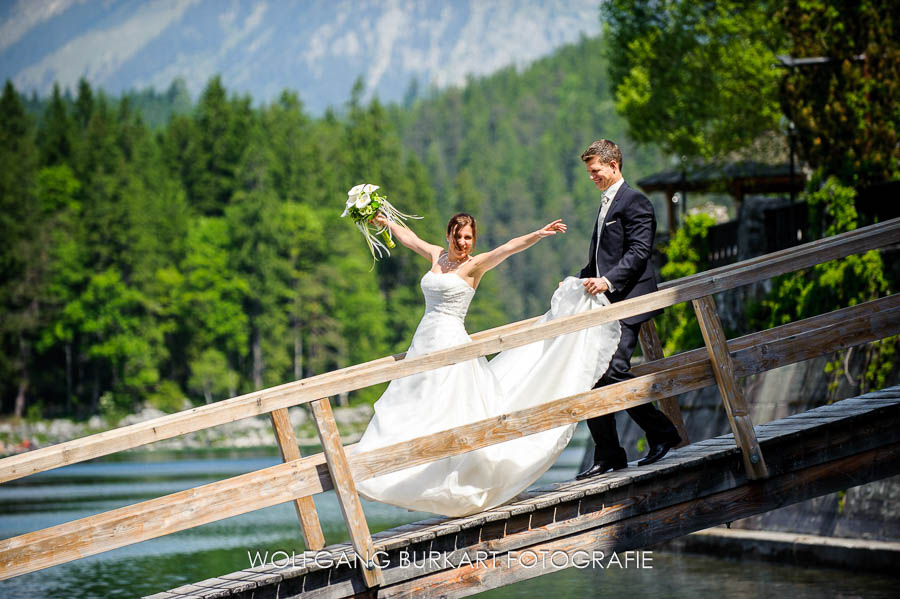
[581, 139, 623, 170]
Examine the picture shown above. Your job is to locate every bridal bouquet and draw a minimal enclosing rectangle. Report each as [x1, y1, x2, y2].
[341, 184, 419, 261]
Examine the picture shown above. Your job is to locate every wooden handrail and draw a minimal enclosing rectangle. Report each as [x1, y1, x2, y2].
[3, 293, 897, 580]
[2, 217, 897, 484]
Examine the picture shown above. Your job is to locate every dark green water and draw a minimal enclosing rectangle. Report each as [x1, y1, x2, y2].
[1, 439, 896, 598]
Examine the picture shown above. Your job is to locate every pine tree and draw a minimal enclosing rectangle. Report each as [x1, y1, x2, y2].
[38, 83, 75, 167]
[0, 81, 39, 416]
[189, 76, 253, 215]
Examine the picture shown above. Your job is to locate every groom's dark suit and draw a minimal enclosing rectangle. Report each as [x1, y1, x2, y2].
[579, 181, 678, 463]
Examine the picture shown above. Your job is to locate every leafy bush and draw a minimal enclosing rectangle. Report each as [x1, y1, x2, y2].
[655, 212, 716, 356]
[148, 380, 188, 414]
[753, 177, 896, 396]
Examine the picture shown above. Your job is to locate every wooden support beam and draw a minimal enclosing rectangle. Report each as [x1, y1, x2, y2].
[2, 296, 896, 580]
[638, 319, 689, 447]
[692, 295, 768, 479]
[270, 407, 325, 551]
[310, 398, 383, 588]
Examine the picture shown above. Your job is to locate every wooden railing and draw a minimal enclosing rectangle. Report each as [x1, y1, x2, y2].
[2, 218, 899, 585]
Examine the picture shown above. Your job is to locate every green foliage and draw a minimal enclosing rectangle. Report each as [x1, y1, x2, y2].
[98, 391, 128, 426]
[187, 349, 239, 405]
[836, 489, 847, 514]
[778, 0, 899, 184]
[602, 0, 786, 162]
[2, 36, 677, 417]
[125, 78, 193, 129]
[763, 179, 888, 325]
[38, 83, 75, 166]
[147, 380, 187, 414]
[73, 269, 166, 396]
[655, 213, 716, 355]
[25, 401, 44, 424]
[184, 76, 254, 216]
[755, 178, 895, 395]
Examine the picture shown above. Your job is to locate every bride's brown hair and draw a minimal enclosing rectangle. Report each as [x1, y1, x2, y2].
[447, 213, 477, 251]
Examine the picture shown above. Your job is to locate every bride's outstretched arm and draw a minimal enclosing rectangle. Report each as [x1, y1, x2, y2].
[471, 220, 567, 276]
[373, 212, 443, 262]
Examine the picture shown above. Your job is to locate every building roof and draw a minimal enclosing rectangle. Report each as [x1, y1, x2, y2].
[637, 161, 805, 197]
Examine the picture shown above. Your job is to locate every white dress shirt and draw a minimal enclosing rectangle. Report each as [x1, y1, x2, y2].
[595, 178, 625, 290]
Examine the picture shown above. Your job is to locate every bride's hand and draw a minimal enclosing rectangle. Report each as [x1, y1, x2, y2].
[372, 211, 389, 228]
[536, 219, 567, 237]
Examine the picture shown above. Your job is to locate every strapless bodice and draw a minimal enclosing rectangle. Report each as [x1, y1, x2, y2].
[421, 270, 475, 322]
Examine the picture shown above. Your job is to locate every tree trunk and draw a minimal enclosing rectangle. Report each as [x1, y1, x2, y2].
[65, 343, 73, 414]
[14, 379, 27, 419]
[14, 334, 29, 418]
[293, 324, 303, 381]
[252, 327, 263, 390]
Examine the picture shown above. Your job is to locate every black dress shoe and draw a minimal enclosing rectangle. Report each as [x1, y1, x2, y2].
[637, 437, 681, 466]
[575, 455, 627, 480]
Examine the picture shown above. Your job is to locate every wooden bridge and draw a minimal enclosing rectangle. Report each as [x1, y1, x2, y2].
[150, 387, 900, 599]
[1, 218, 899, 598]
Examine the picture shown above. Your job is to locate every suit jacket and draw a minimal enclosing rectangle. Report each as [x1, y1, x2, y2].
[578, 181, 662, 326]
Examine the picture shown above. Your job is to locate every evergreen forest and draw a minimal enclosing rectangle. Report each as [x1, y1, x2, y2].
[2, 0, 897, 422]
[1, 36, 668, 420]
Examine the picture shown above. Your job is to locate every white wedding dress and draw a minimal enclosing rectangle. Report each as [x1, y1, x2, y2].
[354, 271, 621, 517]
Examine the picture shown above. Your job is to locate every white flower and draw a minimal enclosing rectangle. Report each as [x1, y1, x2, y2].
[342, 183, 380, 216]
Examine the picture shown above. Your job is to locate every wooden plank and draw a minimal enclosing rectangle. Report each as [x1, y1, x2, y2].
[362, 406, 900, 596]
[692, 295, 768, 479]
[218, 436, 897, 599]
[632, 293, 900, 378]
[656, 217, 900, 292]
[2, 220, 897, 483]
[0, 453, 333, 580]
[270, 407, 326, 551]
[376, 442, 900, 598]
[309, 398, 383, 588]
[638, 319, 689, 446]
[4, 298, 898, 580]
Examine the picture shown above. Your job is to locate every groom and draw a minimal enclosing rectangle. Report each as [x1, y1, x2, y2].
[575, 139, 681, 480]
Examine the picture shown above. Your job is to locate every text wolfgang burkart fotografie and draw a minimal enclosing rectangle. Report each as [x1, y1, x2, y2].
[248, 548, 654, 571]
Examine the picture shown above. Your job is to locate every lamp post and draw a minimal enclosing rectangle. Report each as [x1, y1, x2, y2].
[774, 53, 866, 201]
[780, 115, 798, 202]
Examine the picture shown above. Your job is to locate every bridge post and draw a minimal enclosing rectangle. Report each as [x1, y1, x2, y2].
[269, 407, 326, 550]
[310, 398, 384, 588]
[639, 320, 689, 447]
[692, 295, 769, 479]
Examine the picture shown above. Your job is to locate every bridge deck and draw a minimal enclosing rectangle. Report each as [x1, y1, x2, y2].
[149, 386, 900, 599]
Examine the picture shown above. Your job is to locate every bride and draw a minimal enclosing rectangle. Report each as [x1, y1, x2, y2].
[353, 212, 621, 517]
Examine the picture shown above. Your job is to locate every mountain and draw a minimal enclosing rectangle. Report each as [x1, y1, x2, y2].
[0, 0, 603, 112]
